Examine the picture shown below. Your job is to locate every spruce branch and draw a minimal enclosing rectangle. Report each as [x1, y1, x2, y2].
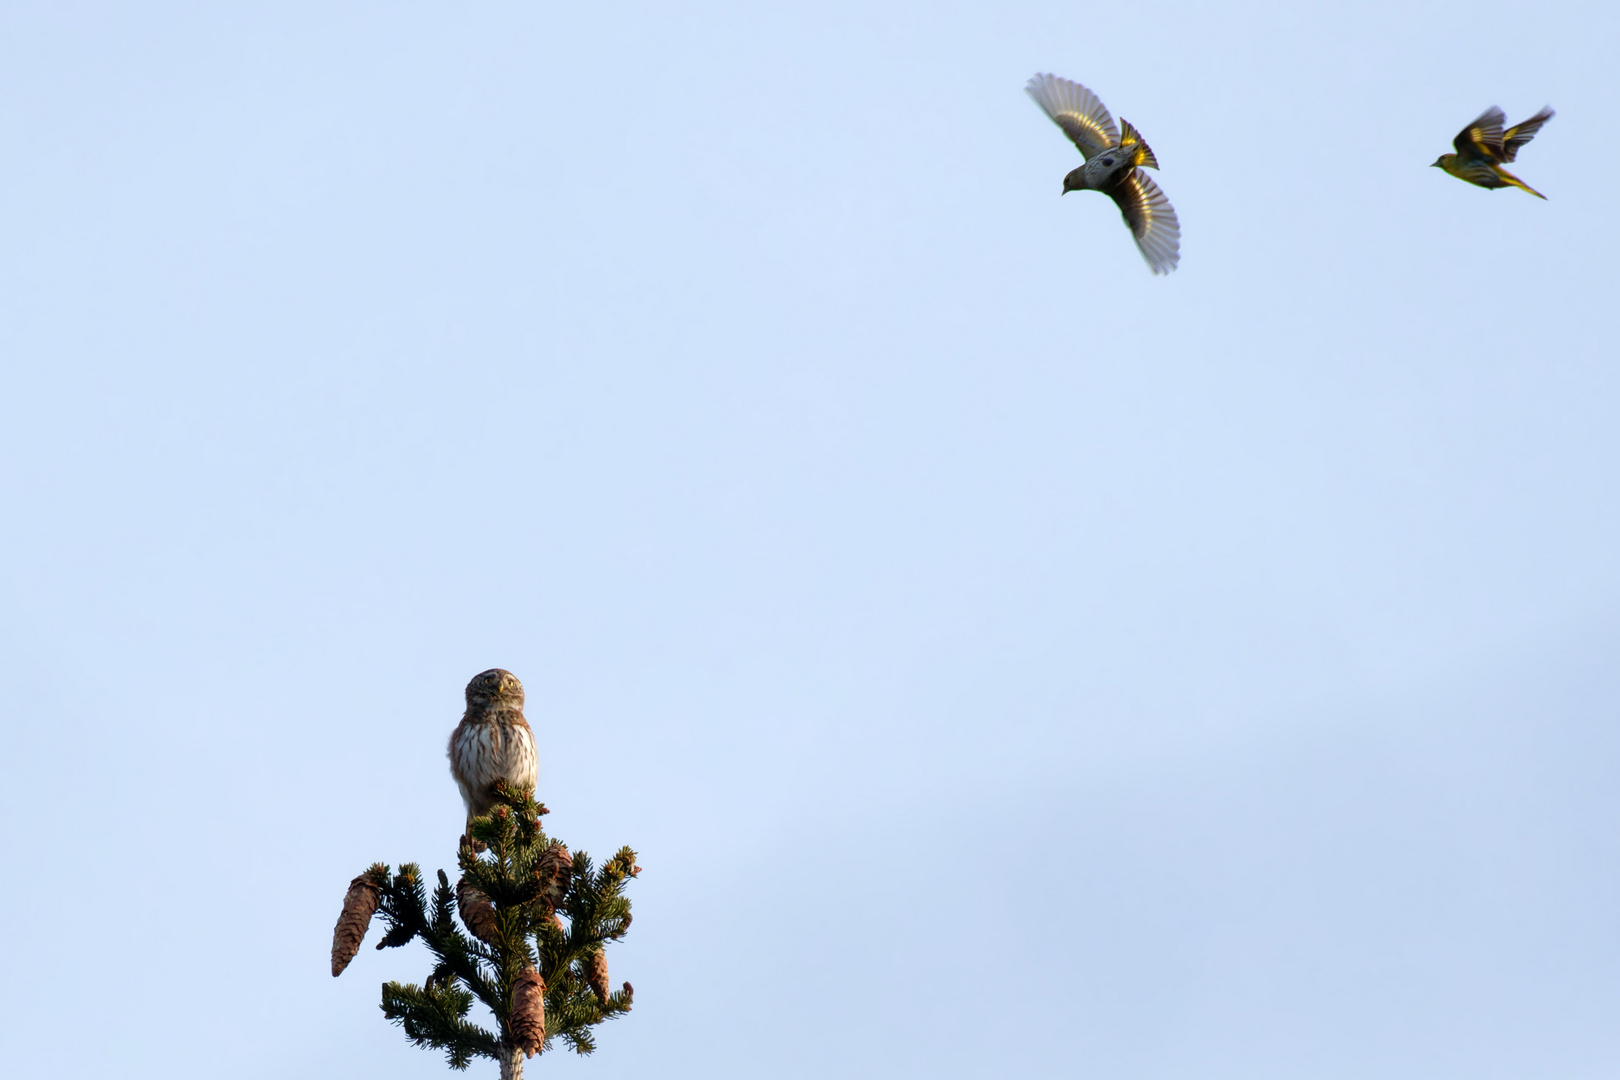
[330, 783, 637, 1076]
[382, 980, 501, 1069]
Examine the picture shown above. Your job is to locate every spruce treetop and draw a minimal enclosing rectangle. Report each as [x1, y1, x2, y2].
[331, 781, 638, 1078]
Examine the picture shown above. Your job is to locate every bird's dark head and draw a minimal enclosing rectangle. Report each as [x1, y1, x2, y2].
[1430, 154, 1452, 169]
[466, 668, 525, 711]
[1062, 165, 1088, 194]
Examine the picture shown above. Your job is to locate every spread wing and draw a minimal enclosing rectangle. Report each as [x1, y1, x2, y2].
[1453, 106, 1505, 162]
[1500, 106, 1553, 162]
[1107, 169, 1180, 275]
[1026, 73, 1119, 160]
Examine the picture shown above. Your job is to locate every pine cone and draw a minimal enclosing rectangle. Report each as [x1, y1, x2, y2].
[510, 966, 546, 1057]
[539, 842, 572, 901]
[330, 873, 380, 977]
[456, 876, 498, 944]
[586, 949, 610, 1005]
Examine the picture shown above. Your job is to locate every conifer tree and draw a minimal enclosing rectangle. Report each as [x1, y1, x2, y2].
[331, 782, 637, 1079]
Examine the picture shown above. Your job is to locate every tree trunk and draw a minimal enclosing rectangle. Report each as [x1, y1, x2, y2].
[498, 1042, 524, 1080]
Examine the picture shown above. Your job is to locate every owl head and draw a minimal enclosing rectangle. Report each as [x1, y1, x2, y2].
[465, 668, 525, 710]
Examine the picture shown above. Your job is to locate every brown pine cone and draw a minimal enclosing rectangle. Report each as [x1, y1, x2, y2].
[538, 842, 572, 902]
[456, 876, 499, 944]
[586, 949, 610, 1004]
[330, 873, 380, 977]
[510, 966, 546, 1057]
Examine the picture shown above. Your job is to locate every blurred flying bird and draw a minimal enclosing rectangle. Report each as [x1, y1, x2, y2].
[1025, 73, 1179, 275]
[1431, 106, 1554, 199]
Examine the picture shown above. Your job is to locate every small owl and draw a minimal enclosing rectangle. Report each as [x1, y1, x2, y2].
[448, 668, 539, 827]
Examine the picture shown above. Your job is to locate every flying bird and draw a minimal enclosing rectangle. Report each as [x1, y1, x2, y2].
[448, 668, 538, 829]
[1431, 106, 1554, 199]
[1026, 73, 1180, 275]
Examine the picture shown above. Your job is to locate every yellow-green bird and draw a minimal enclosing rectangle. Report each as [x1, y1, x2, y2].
[1026, 73, 1180, 275]
[1431, 105, 1554, 199]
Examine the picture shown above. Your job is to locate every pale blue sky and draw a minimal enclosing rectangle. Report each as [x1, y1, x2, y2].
[2, 1, 1618, 1077]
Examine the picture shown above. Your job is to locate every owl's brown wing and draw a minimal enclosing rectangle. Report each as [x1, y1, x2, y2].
[1453, 106, 1505, 162]
[1026, 73, 1120, 160]
[1500, 106, 1553, 162]
[1107, 169, 1180, 275]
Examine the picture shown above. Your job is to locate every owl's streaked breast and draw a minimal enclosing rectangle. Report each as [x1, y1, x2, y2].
[449, 712, 538, 816]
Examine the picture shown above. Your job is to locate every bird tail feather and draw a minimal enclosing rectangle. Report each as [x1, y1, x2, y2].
[1495, 165, 1547, 199]
[1118, 119, 1159, 169]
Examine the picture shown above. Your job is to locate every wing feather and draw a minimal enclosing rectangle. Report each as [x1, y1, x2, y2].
[1453, 106, 1505, 161]
[1452, 160, 1509, 189]
[1107, 170, 1180, 275]
[1500, 106, 1553, 162]
[1026, 73, 1119, 160]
